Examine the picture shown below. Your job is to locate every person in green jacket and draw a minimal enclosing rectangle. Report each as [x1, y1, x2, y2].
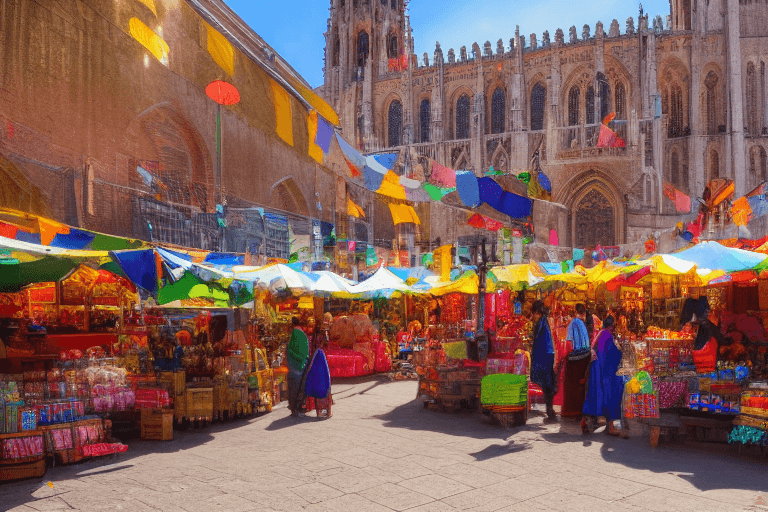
[287, 317, 309, 417]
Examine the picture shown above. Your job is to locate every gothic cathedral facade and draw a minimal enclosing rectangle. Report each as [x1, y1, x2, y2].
[319, 0, 768, 249]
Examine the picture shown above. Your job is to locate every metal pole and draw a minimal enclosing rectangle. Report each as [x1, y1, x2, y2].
[475, 238, 489, 361]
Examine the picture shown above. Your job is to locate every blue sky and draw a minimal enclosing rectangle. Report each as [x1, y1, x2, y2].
[225, 0, 670, 89]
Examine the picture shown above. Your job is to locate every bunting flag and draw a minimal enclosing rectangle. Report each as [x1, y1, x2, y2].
[377, 171, 407, 200]
[308, 111, 324, 163]
[527, 171, 552, 201]
[38, 218, 69, 246]
[128, 18, 169, 64]
[135, 0, 157, 16]
[50, 229, 95, 250]
[477, 177, 533, 219]
[389, 204, 421, 225]
[422, 183, 456, 201]
[335, 133, 364, 177]
[205, 23, 235, 76]
[662, 182, 692, 213]
[485, 165, 504, 176]
[347, 198, 365, 218]
[468, 213, 503, 231]
[732, 196, 752, 227]
[110, 249, 158, 294]
[456, 171, 481, 207]
[270, 79, 294, 146]
[429, 160, 457, 188]
[294, 83, 340, 127]
[596, 113, 626, 148]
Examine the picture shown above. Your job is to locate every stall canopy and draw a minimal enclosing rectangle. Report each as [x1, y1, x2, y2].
[232, 264, 315, 294]
[157, 271, 232, 307]
[673, 241, 768, 273]
[345, 266, 411, 298]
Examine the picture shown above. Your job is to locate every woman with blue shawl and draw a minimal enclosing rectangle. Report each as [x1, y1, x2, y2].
[530, 300, 557, 421]
[287, 317, 309, 417]
[581, 315, 627, 437]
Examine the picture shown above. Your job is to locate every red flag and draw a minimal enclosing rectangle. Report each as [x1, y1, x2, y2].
[596, 123, 626, 148]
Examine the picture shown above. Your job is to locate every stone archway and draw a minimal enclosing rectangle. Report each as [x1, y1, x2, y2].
[557, 169, 626, 248]
[574, 188, 615, 248]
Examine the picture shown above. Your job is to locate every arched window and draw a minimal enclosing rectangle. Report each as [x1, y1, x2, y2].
[388, 35, 399, 59]
[747, 62, 758, 136]
[568, 86, 580, 126]
[420, 99, 431, 143]
[705, 72, 719, 135]
[491, 88, 505, 134]
[615, 83, 626, 120]
[456, 94, 470, 139]
[671, 151, 680, 187]
[332, 32, 340, 67]
[669, 84, 684, 137]
[598, 72, 611, 122]
[586, 87, 595, 124]
[709, 149, 719, 181]
[357, 31, 369, 68]
[388, 100, 402, 147]
[530, 83, 546, 131]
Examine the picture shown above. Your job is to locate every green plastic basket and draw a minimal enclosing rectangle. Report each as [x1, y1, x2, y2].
[481, 374, 528, 406]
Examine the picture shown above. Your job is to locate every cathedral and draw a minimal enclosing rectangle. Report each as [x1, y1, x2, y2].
[319, 0, 768, 250]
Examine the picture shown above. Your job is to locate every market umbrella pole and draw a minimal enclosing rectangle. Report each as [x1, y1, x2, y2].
[474, 239, 489, 361]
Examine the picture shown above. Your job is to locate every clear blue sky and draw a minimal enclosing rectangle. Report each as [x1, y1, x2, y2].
[225, 0, 670, 89]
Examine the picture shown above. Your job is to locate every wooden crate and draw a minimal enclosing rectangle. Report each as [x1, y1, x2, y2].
[140, 409, 173, 441]
[158, 371, 186, 399]
[186, 388, 213, 421]
[0, 458, 46, 481]
[173, 394, 186, 423]
[213, 380, 230, 420]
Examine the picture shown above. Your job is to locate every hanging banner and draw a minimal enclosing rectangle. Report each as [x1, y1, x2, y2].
[433, 244, 453, 282]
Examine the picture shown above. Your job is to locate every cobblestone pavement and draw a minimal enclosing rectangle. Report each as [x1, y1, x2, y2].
[2, 376, 768, 511]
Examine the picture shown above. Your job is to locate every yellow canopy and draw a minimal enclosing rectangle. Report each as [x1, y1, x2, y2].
[429, 271, 479, 296]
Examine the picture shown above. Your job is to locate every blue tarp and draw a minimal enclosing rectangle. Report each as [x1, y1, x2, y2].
[50, 229, 96, 250]
[110, 249, 158, 294]
[477, 177, 533, 219]
[203, 253, 245, 267]
[673, 241, 768, 272]
[456, 171, 481, 208]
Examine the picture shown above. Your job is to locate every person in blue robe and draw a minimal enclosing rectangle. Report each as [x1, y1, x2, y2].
[530, 300, 557, 421]
[581, 315, 627, 437]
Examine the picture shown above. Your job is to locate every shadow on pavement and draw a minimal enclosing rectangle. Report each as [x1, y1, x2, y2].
[536, 419, 768, 494]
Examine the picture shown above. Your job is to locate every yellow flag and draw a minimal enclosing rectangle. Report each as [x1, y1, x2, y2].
[270, 79, 294, 146]
[206, 24, 235, 76]
[295, 84, 340, 127]
[135, 0, 157, 16]
[388, 204, 420, 225]
[347, 198, 365, 218]
[308, 111, 324, 163]
[129, 18, 169, 64]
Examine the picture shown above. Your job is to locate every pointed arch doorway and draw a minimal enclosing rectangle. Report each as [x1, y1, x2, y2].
[574, 189, 615, 248]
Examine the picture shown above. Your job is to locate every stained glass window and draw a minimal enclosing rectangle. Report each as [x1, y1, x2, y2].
[420, 99, 430, 142]
[491, 88, 505, 134]
[586, 87, 595, 125]
[671, 151, 680, 187]
[388, 35, 398, 58]
[456, 94, 470, 139]
[669, 84, 683, 137]
[388, 100, 402, 147]
[615, 83, 626, 120]
[568, 86, 580, 126]
[747, 62, 758, 136]
[530, 83, 545, 131]
[598, 72, 610, 122]
[357, 31, 369, 68]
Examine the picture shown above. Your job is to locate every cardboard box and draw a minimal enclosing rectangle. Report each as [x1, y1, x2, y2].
[140, 409, 173, 441]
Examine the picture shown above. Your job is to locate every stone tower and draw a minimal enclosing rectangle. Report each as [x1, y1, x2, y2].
[323, 0, 410, 151]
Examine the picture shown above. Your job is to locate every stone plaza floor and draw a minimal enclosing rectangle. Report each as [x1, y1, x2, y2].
[2, 375, 768, 511]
